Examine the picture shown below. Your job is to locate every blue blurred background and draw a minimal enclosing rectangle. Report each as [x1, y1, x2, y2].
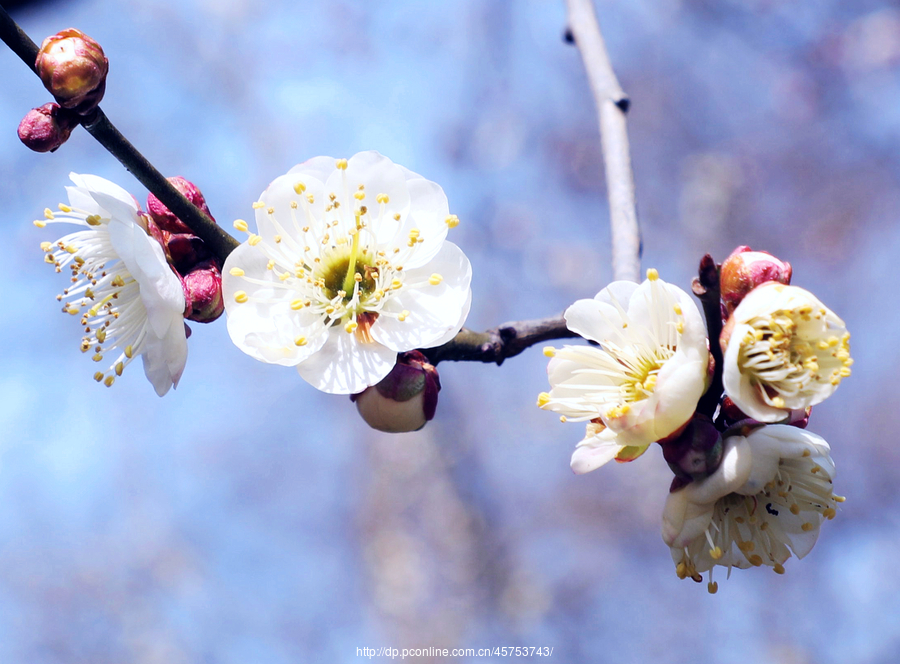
[1, 0, 899, 662]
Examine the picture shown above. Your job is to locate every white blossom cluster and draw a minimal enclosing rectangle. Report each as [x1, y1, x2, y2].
[539, 255, 851, 592]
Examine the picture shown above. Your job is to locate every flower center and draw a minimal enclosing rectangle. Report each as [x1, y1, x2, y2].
[738, 308, 852, 406]
[315, 245, 378, 306]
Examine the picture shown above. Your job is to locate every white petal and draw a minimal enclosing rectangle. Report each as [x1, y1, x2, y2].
[371, 242, 471, 351]
[296, 332, 397, 394]
[570, 428, 624, 474]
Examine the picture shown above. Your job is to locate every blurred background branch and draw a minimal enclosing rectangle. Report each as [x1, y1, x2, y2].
[566, 0, 641, 283]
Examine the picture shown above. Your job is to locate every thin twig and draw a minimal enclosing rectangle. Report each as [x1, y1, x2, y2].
[422, 316, 579, 366]
[565, 0, 641, 283]
[0, 3, 239, 265]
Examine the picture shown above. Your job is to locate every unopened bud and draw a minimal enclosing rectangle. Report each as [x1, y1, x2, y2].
[17, 102, 79, 152]
[147, 176, 215, 234]
[36, 28, 108, 114]
[350, 350, 441, 433]
[182, 262, 223, 323]
[167, 232, 212, 274]
[661, 414, 723, 488]
[719, 246, 792, 312]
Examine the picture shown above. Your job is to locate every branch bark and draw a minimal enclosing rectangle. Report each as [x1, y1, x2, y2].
[565, 0, 641, 283]
[422, 316, 579, 366]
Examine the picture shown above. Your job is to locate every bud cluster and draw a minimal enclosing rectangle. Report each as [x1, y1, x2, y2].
[146, 177, 223, 324]
[19, 28, 109, 153]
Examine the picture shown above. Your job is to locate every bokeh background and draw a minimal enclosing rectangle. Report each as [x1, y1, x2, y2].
[1, 0, 898, 662]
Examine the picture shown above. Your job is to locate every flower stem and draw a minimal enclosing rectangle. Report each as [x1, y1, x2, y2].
[692, 254, 725, 418]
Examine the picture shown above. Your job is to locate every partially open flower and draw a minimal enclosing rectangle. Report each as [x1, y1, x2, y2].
[35, 174, 187, 396]
[223, 152, 472, 394]
[662, 425, 840, 593]
[539, 270, 709, 468]
[351, 350, 440, 432]
[722, 282, 852, 422]
[719, 246, 792, 313]
[17, 102, 80, 153]
[35, 28, 108, 114]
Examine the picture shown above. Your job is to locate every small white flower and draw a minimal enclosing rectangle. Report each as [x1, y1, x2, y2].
[223, 152, 472, 394]
[723, 282, 852, 422]
[661, 425, 841, 593]
[538, 270, 709, 470]
[36, 173, 187, 396]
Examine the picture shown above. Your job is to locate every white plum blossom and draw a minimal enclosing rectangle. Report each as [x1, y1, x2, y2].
[662, 425, 840, 593]
[538, 270, 709, 470]
[722, 282, 852, 422]
[223, 152, 472, 394]
[36, 173, 187, 396]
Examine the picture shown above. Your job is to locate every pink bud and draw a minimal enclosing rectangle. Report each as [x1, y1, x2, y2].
[147, 176, 215, 235]
[35, 28, 108, 114]
[167, 233, 212, 274]
[17, 102, 79, 152]
[183, 262, 223, 323]
[719, 246, 792, 312]
[350, 351, 441, 433]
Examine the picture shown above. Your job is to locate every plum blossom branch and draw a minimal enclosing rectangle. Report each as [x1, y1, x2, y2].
[422, 316, 579, 366]
[565, 0, 641, 283]
[0, 3, 238, 265]
[1, 5, 588, 366]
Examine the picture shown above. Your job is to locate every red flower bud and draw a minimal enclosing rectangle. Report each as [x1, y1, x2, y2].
[182, 262, 224, 323]
[17, 102, 79, 152]
[350, 351, 441, 433]
[147, 176, 215, 235]
[167, 233, 213, 275]
[35, 28, 108, 114]
[719, 246, 792, 312]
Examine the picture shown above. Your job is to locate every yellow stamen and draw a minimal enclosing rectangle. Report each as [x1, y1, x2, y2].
[234, 291, 249, 303]
[229, 267, 245, 277]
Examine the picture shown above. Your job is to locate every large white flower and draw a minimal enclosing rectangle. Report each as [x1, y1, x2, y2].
[722, 282, 852, 422]
[538, 270, 709, 470]
[222, 152, 472, 394]
[36, 173, 187, 396]
[661, 425, 840, 593]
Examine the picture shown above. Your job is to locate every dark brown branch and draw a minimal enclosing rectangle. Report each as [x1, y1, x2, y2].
[0, 4, 239, 265]
[421, 316, 579, 366]
[80, 110, 238, 263]
[693, 254, 724, 418]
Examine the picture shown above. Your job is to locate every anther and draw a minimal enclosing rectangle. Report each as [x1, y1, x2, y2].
[336, 158, 348, 170]
[428, 273, 443, 286]
[85, 214, 102, 226]
[44, 208, 55, 220]
[376, 193, 389, 204]
[104, 376, 115, 387]
[234, 291, 249, 303]
[58, 203, 72, 213]
[294, 336, 307, 346]
[543, 347, 556, 358]
[252, 201, 265, 209]
[445, 214, 460, 228]
[646, 268, 659, 281]
[229, 267, 245, 277]
[248, 234, 262, 246]
[294, 182, 307, 194]
[537, 392, 551, 407]
[233, 219, 249, 232]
